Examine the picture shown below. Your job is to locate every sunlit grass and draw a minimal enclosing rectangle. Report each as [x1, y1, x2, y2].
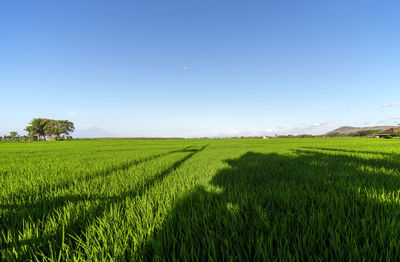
[1, 138, 400, 260]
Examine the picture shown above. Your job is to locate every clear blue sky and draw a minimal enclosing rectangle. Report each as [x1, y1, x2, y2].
[1, 0, 400, 137]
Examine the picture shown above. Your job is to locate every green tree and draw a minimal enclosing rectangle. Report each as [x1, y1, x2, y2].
[349, 129, 382, 137]
[43, 119, 57, 138]
[25, 118, 46, 140]
[25, 118, 75, 141]
[43, 119, 75, 139]
[58, 120, 75, 136]
[9, 131, 18, 140]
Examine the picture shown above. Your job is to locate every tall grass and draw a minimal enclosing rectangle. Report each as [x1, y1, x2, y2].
[1, 138, 400, 260]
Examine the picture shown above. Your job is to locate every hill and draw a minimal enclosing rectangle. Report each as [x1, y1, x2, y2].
[326, 126, 397, 135]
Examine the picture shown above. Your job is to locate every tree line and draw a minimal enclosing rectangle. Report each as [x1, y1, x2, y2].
[1, 118, 75, 141]
[325, 129, 382, 138]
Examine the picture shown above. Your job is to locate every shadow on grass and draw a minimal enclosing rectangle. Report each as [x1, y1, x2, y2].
[149, 150, 400, 261]
[301, 146, 400, 157]
[0, 145, 207, 260]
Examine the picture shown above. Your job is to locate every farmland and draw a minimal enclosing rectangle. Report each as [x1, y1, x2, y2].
[2, 138, 400, 261]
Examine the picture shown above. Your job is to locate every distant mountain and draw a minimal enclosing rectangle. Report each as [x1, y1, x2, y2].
[72, 127, 116, 138]
[326, 126, 397, 135]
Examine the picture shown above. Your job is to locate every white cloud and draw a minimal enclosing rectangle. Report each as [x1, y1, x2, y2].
[185, 122, 336, 138]
[392, 115, 400, 119]
[188, 129, 275, 138]
[381, 102, 400, 108]
[312, 122, 323, 127]
[192, 122, 333, 138]
[288, 121, 332, 135]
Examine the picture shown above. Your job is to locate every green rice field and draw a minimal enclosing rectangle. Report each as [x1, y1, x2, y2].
[2, 138, 400, 261]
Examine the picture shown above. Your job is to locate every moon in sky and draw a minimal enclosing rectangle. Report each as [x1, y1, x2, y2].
[184, 66, 189, 70]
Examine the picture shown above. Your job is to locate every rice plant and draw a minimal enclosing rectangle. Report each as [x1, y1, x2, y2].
[1, 138, 400, 261]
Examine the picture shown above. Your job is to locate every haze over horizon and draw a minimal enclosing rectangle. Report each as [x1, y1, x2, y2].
[1, 1, 400, 137]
